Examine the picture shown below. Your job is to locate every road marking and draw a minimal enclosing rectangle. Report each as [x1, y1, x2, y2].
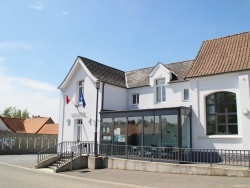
[0, 162, 155, 188]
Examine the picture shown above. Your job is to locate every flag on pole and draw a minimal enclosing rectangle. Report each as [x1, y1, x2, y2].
[80, 92, 86, 108]
[66, 95, 70, 104]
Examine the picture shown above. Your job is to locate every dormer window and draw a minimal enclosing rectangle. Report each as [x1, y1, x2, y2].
[156, 79, 166, 103]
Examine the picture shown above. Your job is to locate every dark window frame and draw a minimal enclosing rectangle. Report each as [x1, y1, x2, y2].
[206, 92, 238, 135]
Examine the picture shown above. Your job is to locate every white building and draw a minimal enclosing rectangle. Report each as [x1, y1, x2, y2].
[58, 31, 250, 150]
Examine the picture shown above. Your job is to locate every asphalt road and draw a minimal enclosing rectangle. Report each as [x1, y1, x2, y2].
[0, 155, 250, 188]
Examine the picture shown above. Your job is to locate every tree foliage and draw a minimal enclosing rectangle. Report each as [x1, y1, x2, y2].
[1, 106, 30, 120]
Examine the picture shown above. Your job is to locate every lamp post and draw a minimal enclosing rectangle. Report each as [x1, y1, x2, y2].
[94, 80, 100, 157]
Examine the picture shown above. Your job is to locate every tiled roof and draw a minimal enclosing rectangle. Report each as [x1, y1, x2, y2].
[24, 117, 54, 134]
[126, 67, 153, 88]
[126, 60, 193, 88]
[186, 31, 250, 78]
[164, 60, 193, 83]
[37, 123, 58, 134]
[79, 57, 126, 88]
[0, 116, 25, 133]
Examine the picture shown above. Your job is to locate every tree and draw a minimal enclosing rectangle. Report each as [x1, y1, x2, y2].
[1, 106, 30, 120]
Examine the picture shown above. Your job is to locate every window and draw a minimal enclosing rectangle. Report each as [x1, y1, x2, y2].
[206, 92, 237, 135]
[156, 79, 166, 102]
[132, 94, 139, 105]
[183, 89, 189, 101]
[78, 81, 84, 103]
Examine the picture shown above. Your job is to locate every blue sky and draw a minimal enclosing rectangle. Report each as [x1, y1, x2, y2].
[1, 0, 250, 122]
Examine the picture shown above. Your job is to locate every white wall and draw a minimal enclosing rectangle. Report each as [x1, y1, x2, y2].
[59, 63, 101, 143]
[127, 64, 191, 111]
[190, 71, 250, 150]
[103, 84, 127, 111]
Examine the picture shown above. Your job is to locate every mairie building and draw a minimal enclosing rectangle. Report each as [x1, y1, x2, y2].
[58, 31, 250, 150]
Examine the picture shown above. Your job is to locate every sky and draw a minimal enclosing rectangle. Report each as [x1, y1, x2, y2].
[1, 0, 250, 123]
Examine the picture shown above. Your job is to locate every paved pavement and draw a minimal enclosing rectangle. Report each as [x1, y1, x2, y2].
[1, 154, 250, 188]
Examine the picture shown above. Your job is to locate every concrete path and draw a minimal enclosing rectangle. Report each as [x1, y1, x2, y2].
[1, 155, 250, 188]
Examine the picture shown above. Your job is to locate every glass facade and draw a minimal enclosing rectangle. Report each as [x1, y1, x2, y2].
[143, 116, 159, 146]
[113, 117, 126, 145]
[128, 117, 142, 146]
[161, 115, 178, 147]
[100, 107, 191, 148]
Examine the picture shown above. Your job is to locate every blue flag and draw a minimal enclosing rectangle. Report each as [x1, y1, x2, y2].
[80, 92, 86, 108]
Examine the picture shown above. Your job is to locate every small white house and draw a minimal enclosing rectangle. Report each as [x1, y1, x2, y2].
[58, 31, 250, 150]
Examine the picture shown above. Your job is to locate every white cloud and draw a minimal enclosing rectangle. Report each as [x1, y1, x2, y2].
[0, 75, 60, 123]
[29, 1, 44, 10]
[0, 41, 33, 50]
[62, 11, 69, 15]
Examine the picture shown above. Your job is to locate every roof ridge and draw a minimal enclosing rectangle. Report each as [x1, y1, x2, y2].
[203, 31, 250, 42]
[163, 59, 194, 66]
[1, 116, 23, 120]
[78, 56, 125, 73]
[126, 60, 193, 73]
[126, 66, 154, 73]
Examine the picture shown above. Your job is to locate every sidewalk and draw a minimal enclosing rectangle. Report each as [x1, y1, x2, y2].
[1, 155, 250, 188]
[60, 167, 250, 188]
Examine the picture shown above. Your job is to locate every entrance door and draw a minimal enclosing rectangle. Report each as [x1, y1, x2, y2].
[100, 118, 113, 155]
[76, 119, 83, 142]
[100, 118, 113, 144]
[77, 125, 82, 142]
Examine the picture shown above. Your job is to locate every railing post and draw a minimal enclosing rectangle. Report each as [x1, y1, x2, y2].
[71, 152, 73, 171]
[210, 150, 212, 167]
[248, 150, 250, 170]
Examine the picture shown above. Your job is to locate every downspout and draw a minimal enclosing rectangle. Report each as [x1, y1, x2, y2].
[101, 82, 105, 112]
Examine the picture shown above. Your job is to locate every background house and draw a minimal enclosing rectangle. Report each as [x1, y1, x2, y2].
[24, 116, 58, 134]
[0, 116, 26, 133]
[0, 116, 59, 154]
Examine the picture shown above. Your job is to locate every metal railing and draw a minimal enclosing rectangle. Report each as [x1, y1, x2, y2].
[99, 144, 250, 169]
[37, 141, 94, 163]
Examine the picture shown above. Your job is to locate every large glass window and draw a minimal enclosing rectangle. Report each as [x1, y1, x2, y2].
[143, 116, 159, 146]
[161, 115, 178, 147]
[156, 79, 166, 102]
[182, 115, 190, 148]
[128, 117, 142, 146]
[206, 92, 237, 135]
[114, 117, 126, 145]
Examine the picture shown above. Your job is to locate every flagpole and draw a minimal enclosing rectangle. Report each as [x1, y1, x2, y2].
[60, 89, 79, 110]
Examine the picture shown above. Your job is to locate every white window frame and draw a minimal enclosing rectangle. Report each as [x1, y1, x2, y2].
[183, 89, 189, 101]
[76, 119, 83, 142]
[155, 78, 166, 103]
[132, 93, 139, 105]
[78, 80, 84, 104]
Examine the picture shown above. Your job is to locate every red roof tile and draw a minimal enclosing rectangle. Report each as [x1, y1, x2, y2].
[24, 117, 54, 133]
[186, 31, 250, 78]
[37, 123, 58, 134]
[0, 116, 25, 133]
